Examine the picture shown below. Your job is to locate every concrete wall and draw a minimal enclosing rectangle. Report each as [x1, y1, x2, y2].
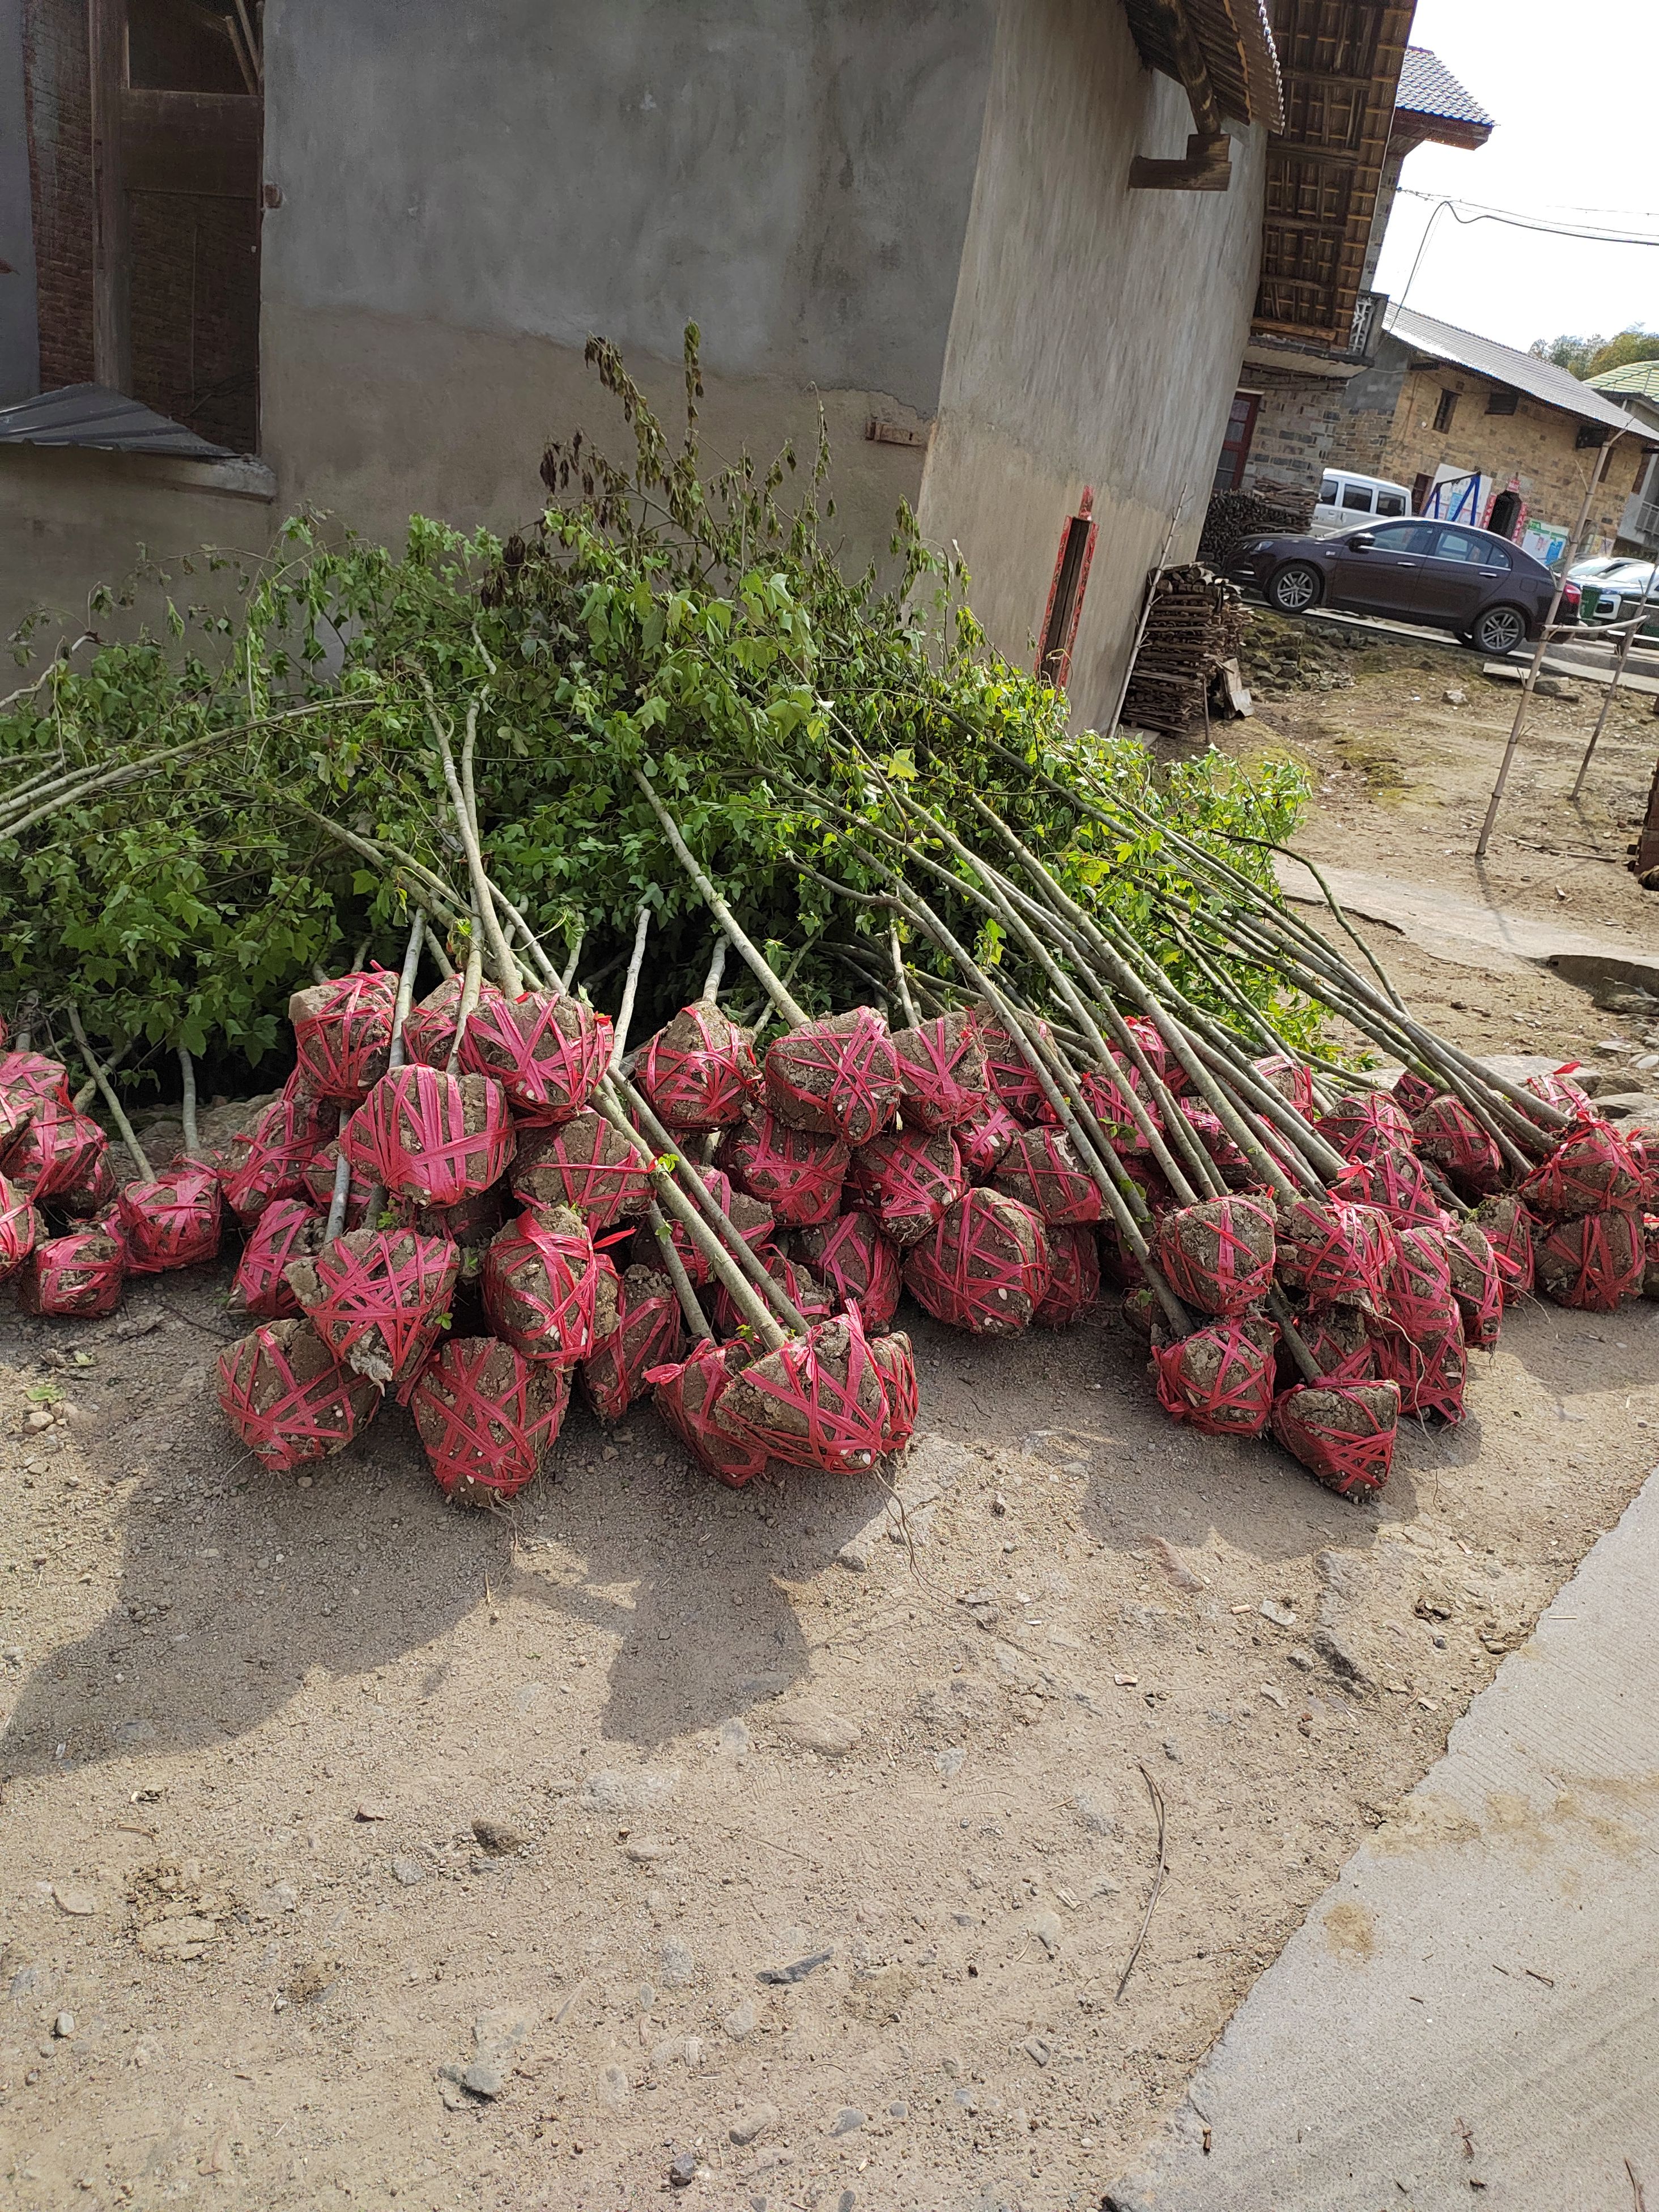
[916, 0, 1267, 733]
[258, 0, 998, 561]
[0, 0, 39, 402]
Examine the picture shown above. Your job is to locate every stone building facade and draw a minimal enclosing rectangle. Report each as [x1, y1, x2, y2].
[1329, 304, 1646, 562]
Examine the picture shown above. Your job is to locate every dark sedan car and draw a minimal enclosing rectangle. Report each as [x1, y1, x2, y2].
[1227, 518, 1576, 655]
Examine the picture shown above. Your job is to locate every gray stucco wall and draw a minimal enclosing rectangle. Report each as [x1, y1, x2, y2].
[0, 0, 40, 404]
[258, 0, 998, 559]
[917, 0, 1267, 733]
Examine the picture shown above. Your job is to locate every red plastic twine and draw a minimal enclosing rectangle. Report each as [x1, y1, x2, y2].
[302, 1228, 459, 1396]
[222, 1091, 333, 1220]
[1315, 1091, 1416, 1164]
[848, 1126, 967, 1246]
[890, 1012, 988, 1134]
[976, 1011, 1058, 1125]
[1290, 1302, 1377, 1384]
[1474, 1195, 1534, 1300]
[1153, 1321, 1276, 1437]
[0, 1175, 42, 1278]
[117, 1165, 223, 1274]
[0, 1050, 72, 1110]
[1522, 1123, 1643, 1219]
[721, 1111, 849, 1227]
[1275, 1196, 1398, 1311]
[343, 1065, 516, 1209]
[1, 1105, 108, 1203]
[1391, 1070, 1440, 1119]
[903, 1188, 1052, 1336]
[482, 1209, 598, 1364]
[216, 1318, 381, 1473]
[290, 969, 399, 1102]
[957, 1098, 1024, 1183]
[763, 1009, 903, 1147]
[714, 1310, 916, 1472]
[511, 1111, 653, 1230]
[1033, 1224, 1101, 1328]
[993, 1126, 1104, 1227]
[233, 1198, 323, 1320]
[1535, 1208, 1646, 1311]
[461, 990, 612, 1124]
[1154, 1195, 1276, 1317]
[19, 1228, 124, 1316]
[581, 1264, 683, 1424]
[638, 1002, 760, 1131]
[412, 1337, 571, 1503]
[401, 974, 509, 1069]
[646, 1338, 772, 1488]
[711, 1248, 833, 1342]
[1330, 1146, 1443, 1228]
[1272, 1380, 1400, 1499]
[793, 1210, 902, 1332]
[1411, 1095, 1503, 1196]
[1252, 1054, 1316, 1118]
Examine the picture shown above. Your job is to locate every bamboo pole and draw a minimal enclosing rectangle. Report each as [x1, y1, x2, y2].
[177, 1046, 199, 1158]
[66, 1005, 153, 1182]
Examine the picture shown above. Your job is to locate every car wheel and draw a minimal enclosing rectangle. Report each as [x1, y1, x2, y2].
[1269, 563, 1322, 615]
[1473, 604, 1528, 656]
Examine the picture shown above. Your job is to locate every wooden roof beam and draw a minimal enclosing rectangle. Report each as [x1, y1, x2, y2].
[1129, 0, 1231, 190]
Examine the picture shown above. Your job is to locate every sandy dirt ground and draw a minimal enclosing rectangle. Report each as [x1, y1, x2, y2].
[1, 624, 1656, 2212]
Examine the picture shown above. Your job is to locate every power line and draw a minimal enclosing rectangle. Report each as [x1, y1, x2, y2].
[1394, 188, 1659, 250]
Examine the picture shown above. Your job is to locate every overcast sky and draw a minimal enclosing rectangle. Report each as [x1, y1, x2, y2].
[1371, 0, 1659, 355]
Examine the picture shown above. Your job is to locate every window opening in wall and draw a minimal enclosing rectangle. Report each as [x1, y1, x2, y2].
[1433, 388, 1458, 433]
[1575, 422, 1609, 450]
[1411, 471, 1433, 514]
[1211, 391, 1260, 492]
[1488, 488, 1522, 540]
[1037, 489, 1098, 692]
[25, 0, 263, 452]
[1486, 388, 1517, 416]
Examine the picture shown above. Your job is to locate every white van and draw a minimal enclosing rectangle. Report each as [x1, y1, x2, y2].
[1312, 470, 1414, 537]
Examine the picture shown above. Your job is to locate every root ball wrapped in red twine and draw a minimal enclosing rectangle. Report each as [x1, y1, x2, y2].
[117, 1164, 222, 1274]
[58, 1146, 116, 1218]
[1275, 1196, 1397, 1311]
[2, 1105, 108, 1204]
[289, 970, 398, 1102]
[1154, 1194, 1277, 1317]
[509, 1111, 650, 1227]
[18, 1225, 124, 1316]
[287, 1226, 457, 1393]
[482, 1206, 597, 1364]
[1391, 1070, 1440, 1119]
[582, 1261, 683, 1424]
[870, 1328, 919, 1453]
[1522, 1066, 1601, 1124]
[401, 973, 509, 1070]
[993, 1126, 1104, 1227]
[903, 1188, 1050, 1337]
[1330, 1145, 1443, 1228]
[1033, 1223, 1101, 1328]
[1535, 1208, 1646, 1311]
[716, 1310, 913, 1473]
[793, 1210, 902, 1331]
[638, 1001, 760, 1130]
[1644, 1214, 1659, 1299]
[720, 1110, 848, 1227]
[848, 1126, 967, 1247]
[1120, 1284, 1159, 1337]
[711, 1248, 835, 1343]
[1077, 1065, 1158, 1150]
[412, 1337, 570, 1505]
[0, 1173, 43, 1279]
[1522, 1122, 1643, 1220]
[1315, 1090, 1416, 1164]
[647, 1337, 772, 1488]
[890, 1011, 988, 1133]
[1473, 1193, 1534, 1301]
[1444, 1220, 1503, 1352]
[1252, 1054, 1316, 1118]
[216, 1317, 381, 1473]
[234, 1198, 324, 1320]
[0, 1050, 71, 1111]
[1272, 1380, 1399, 1499]
[405, 1184, 506, 1281]
[957, 1098, 1024, 1183]
[1376, 1302, 1467, 1423]
[299, 1139, 375, 1230]
[222, 1091, 333, 1220]
[976, 1010, 1058, 1125]
[1172, 1100, 1252, 1189]
[461, 990, 612, 1125]
[763, 1009, 902, 1147]
[1411, 1095, 1504, 1197]
[643, 1166, 772, 1288]
[1152, 1318, 1276, 1437]
[343, 1065, 515, 1209]
[1284, 1301, 1376, 1386]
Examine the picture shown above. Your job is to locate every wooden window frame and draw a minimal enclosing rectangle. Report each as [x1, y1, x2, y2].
[1037, 490, 1098, 692]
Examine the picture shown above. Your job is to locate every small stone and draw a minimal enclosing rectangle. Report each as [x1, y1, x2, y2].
[460, 2060, 503, 2099]
[836, 1542, 870, 1572]
[829, 2107, 865, 2136]
[1023, 2035, 1051, 2066]
[354, 1800, 394, 1822]
[660, 1939, 695, 1989]
[1260, 1599, 1296, 1628]
[1287, 1646, 1315, 1671]
[52, 2013, 74, 2039]
[1260, 1683, 1287, 1711]
[730, 2100, 779, 2146]
[52, 1886, 97, 1917]
[24, 1410, 53, 1433]
[1443, 687, 1467, 705]
[990, 1491, 1008, 1517]
[724, 1997, 758, 2040]
[470, 1817, 528, 1854]
[669, 2152, 697, 2188]
[1029, 1909, 1062, 1958]
[600, 2062, 632, 2108]
[888, 2098, 909, 2118]
[624, 1838, 667, 1865]
[390, 1856, 426, 1886]
[774, 1705, 860, 1756]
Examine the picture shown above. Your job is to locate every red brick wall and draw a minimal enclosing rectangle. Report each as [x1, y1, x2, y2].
[129, 191, 260, 453]
[22, 0, 95, 393]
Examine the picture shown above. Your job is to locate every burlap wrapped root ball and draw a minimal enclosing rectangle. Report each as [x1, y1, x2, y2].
[638, 1001, 760, 1130]
[1274, 1196, 1397, 1312]
[412, 1336, 571, 1506]
[117, 1164, 223, 1274]
[286, 1227, 458, 1393]
[1473, 1193, 1534, 1300]
[342, 1065, 515, 1209]
[1411, 1094, 1503, 1198]
[0, 1173, 42, 1279]
[220, 1089, 333, 1220]
[1523, 1124, 1644, 1220]
[889, 1010, 988, 1133]
[1315, 1090, 1415, 1164]
[763, 1007, 902, 1147]
[1444, 1219, 1503, 1351]
[216, 1317, 382, 1473]
[400, 973, 509, 1069]
[711, 1248, 835, 1342]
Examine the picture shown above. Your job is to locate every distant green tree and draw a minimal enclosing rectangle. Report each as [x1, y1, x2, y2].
[1529, 326, 1659, 379]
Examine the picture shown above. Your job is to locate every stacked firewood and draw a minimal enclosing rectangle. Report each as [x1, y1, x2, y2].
[1121, 566, 1250, 738]
[1198, 482, 1317, 570]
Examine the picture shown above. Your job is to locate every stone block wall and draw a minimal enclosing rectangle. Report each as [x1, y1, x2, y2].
[1237, 366, 1349, 496]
